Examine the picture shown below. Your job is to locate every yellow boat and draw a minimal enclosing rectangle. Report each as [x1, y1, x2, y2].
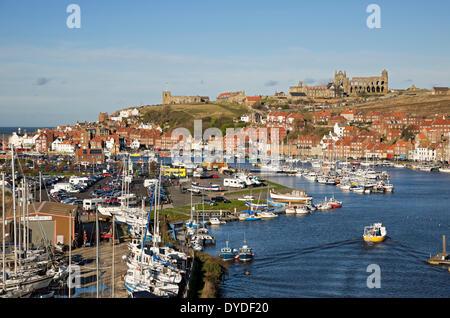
[363, 223, 387, 242]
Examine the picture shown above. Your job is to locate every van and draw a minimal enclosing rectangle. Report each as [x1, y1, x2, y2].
[224, 178, 246, 188]
[53, 182, 74, 192]
[83, 198, 105, 211]
[143, 179, 158, 188]
[69, 176, 89, 185]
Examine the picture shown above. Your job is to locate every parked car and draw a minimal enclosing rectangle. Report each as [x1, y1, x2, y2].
[202, 199, 217, 206]
[211, 196, 231, 203]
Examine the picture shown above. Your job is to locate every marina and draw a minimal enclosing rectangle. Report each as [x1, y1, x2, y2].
[202, 164, 450, 297]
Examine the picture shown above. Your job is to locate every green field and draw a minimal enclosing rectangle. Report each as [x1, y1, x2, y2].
[139, 102, 250, 134]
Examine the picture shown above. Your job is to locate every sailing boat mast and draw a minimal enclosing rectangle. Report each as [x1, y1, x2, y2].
[68, 209, 72, 299]
[2, 172, 6, 290]
[111, 214, 115, 298]
[96, 208, 100, 298]
[11, 145, 17, 274]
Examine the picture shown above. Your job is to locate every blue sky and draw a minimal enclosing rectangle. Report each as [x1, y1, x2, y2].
[0, 0, 449, 126]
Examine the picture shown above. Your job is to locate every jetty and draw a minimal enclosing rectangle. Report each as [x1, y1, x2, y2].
[428, 235, 450, 266]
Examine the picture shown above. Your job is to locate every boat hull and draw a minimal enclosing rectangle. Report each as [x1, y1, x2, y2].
[363, 236, 386, 242]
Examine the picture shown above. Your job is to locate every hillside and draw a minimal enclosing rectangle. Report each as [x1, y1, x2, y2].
[335, 94, 450, 117]
[138, 102, 250, 133]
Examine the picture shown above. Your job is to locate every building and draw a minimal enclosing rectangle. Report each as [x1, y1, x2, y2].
[162, 91, 210, 105]
[2, 201, 79, 247]
[75, 148, 105, 165]
[98, 112, 109, 122]
[217, 91, 247, 104]
[288, 70, 388, 99]
[289, 81, 336, 99]
[334, 70, 389, 96]
[431, 87, 449, 95]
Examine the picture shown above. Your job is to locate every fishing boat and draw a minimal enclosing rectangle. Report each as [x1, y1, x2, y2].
[363, 223, 387, 242]
[219, 241, 238, 261]
[316, 197, 332, 210]
[269, 190, 312, 203]
[381, 180, 394, 193]
[236, 240, 254, 262]
[327, 197, 342, 208]
[191, 182, 221, 191]
[285, 206, 296, 214]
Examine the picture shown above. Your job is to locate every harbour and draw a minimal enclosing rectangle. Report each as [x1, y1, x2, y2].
[202, 165, 450, 297]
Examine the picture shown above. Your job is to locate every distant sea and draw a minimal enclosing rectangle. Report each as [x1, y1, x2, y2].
[0, 127, 54, 137]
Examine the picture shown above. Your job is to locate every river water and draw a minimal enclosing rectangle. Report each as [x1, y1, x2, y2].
[203, 166, 450, 298]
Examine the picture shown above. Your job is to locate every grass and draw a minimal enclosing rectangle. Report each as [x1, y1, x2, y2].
[226, 180, 288, 196]
[333, 93, 450, 117]
[159, 181, 289, 221]
[139, 102, 249, 134]
[188, 251, 227, 298]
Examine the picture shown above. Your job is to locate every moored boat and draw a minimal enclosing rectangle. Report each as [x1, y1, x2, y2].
[269, 190, 312, 203]
[236, 240, 254, 262]
[191, 182, 221, 191]
[219, 241, 238, 261]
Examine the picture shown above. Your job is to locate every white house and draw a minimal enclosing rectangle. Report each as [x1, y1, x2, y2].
[51, 138, 75, 154]
[333, 123, 345, 138]
[411, 146, 436, 161]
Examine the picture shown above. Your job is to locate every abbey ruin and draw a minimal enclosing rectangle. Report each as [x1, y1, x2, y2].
[289, 70, 389, 99]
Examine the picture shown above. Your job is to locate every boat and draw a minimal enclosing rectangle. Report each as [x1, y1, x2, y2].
[382, 181, 394, 193]
[191, 182, 221, 191]
[295, 205, 309, 215]
[219, 241, 238, 261]
[209, 217, 226, 225]
[245, 214, 262, 221]
[236, 240, 254, 262]
[350, 185, 365, 194]
[363, 223, 387, 242]
[327, 197, 342, 208]
[439, 167, 450, 173]
[317, 175, 327, 184]
[337, 183, 351, 191]
[304, 172, 317, 182]
[238, 195, 255, 202]
[269, 190, 312, 203]
[285, 206, 296, 214]
[256, 211, 278, 219]
[267, 199, 286, 207]
[245, 202, 268, 209]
